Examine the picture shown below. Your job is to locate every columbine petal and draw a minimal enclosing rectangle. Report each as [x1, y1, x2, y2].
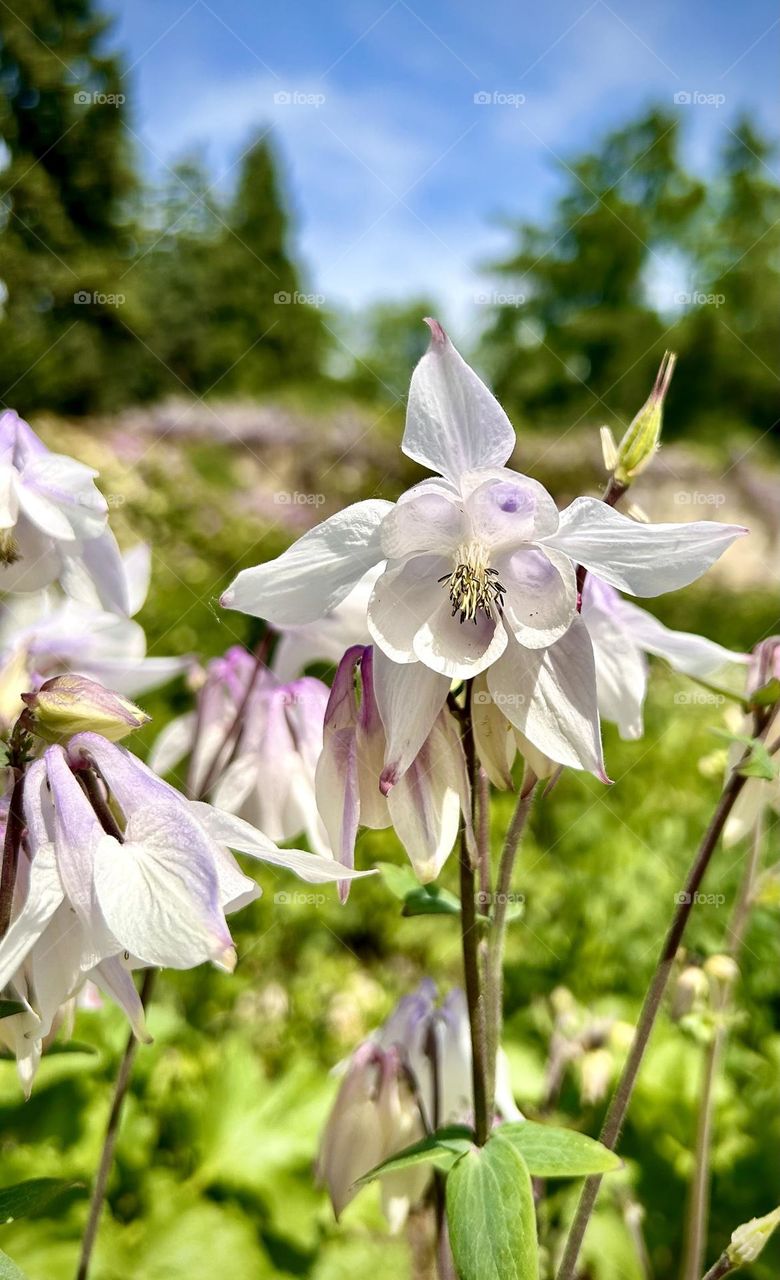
[191, 802, 375, 884]
[541, 497, 747, 597]
[62, 527, 132, 615]
[464, 473, 560, 546]
[372, 649, 451, 792]
[472, 675, 515, 789]
[488, 620, 607, 777]
[380, 490, 462, 560]
[497, 546, 577, 649]
[583, 595, 648, 740]
[221, 499, 392, 624]
[616, 597, 747, 676]
[403, 319, 516, 482]
[413, 597, 507, 679]
[387, 715, 467, 882]
[367, 553, 448, 663]
[92, 956, 152, 1042]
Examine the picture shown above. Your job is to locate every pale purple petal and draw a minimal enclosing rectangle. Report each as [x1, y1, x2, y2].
[413, 597, 508, 679]
[465, 473, 560, 547]
[380, 490, 462, 560]
[497, 546, 577, 650]
[373, 649, 451, 792]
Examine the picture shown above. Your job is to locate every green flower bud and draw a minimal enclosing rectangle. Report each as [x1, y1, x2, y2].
[727, 1205, 780, 1265]
[21, 675, 150, 743]
[614, 351, 676, 485]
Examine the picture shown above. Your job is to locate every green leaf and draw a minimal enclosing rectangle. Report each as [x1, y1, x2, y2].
[0, 1178, 78, 1224]
[748, 677, 780, 709]
[401, 884, 461, 917]
[0, 1249, 27, 1279]
[496, 1122, 622, 1177]
[446, 1133, 539, 1280]
[711, 730, 778, 782]
[355, 1126, 474, 1186]
[0, 1002, 27, 1020]
[377, 861, 419, 900]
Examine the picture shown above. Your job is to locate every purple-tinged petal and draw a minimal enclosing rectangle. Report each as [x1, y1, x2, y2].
[372, 649, 450, 792]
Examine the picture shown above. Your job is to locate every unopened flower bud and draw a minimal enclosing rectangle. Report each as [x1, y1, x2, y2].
[672, 965, 710, 1020]
[704, 953, 739, 993]
[579, 1047, 613, 1105]
[21, 675, 150, 743]
[614, 351, 676, 485]
[727, 1205, 780, 1265]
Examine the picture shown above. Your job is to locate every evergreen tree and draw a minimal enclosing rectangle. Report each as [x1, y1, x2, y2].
[0, 0, 136, 411]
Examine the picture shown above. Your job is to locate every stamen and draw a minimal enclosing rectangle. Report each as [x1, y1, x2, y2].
[0, 531, 20, 567]
[438, 543, 506, 625]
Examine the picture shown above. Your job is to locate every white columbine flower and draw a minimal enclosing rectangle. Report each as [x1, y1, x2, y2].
[221, 320, 745, 776]
[0, 732, 369, 1091]
[0, 409, 130, 613]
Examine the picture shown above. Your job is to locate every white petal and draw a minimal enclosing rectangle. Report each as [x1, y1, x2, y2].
[403, 320, 516, 482]
[372, 649, 451, 790]
[387, 742, 462, 883]
[616, 598, 747, 676]
[190, 802, 375, 883]
[0, 844, 64, 990]
[583, 593, 648, 740]
[541, 498, 747, 597]
[497, 547, 577, 650]
[367, 554, 447, 664]
[92, 956, 152, 1042]
[472, 675, 515, 789]
[465, 473, 560, 546]
[122, 543, 152, 616]
[221, 499, 392, 623]
[380, 490, 462, 560]
[413, 598, 508, 679]
[488, 621, 607, 777]
[18, 452, 107, 542]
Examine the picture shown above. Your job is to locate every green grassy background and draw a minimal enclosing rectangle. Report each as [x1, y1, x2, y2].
[1, 413, 779, 1280]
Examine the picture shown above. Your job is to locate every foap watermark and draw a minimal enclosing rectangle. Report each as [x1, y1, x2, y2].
[73, 90, 125, 107]
[673, 690, 725, 707]
[674, 291, 726, 308]
[273, 890, 327, 907]
[674, 490, 726, 509]
[273, 290, 325, 307]
[475, 891, 525, 909]
[74, 290, 125, 307]
[674, 890, 726, 907]
[673, 91, 726, 108]
[274, 490, 326, 508]
[273, 90, 326, 108]
[473, 690, 526, 709]
[473, 90, 526, 108]
[474, 290, 526, 307]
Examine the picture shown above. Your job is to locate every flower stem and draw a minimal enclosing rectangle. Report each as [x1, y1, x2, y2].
[75, 968, 156, 1280]
[681, 810, 765, 1280]
[700, 1254, 733, 1280]
[0, 717, 33, 939]
[485, 776, 535, 1119]
[557, 760, 751, 1280]
[459, 682, 490, 1146]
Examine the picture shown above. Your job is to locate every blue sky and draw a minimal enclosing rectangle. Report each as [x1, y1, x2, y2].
[103, 0, 779, 332]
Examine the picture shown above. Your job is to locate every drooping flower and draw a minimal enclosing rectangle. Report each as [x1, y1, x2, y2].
[315, 645, 471, 886]
[149, 647, 331, 856]
[0, 542, 191, 732]
[581, 575, 747, 740]
[0, 733, 369, 1091]
[0, 409, 129, 612]
[723, 638, 780, 847]
[317, 981, 519, 1230]
[221, 321, 745, 776]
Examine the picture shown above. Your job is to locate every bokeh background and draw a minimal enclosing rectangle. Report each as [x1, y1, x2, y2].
[1, 1, 779, 1277]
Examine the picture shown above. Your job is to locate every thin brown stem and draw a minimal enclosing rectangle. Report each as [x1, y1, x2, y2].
[681, 811, 766, 1280]
[459, 682, 490, 1146]
[700, 1254, 733, 1280]
[0, 717, 33, 939]
[193, 634, 270, 800]
[557, 760, 751, 1280]
[484, 777, 536, 1119]
[75, 968, 157, 1280]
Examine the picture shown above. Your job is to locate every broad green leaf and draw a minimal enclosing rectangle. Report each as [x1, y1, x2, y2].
[355, 1126, 474, 1186]
[0, 1002, 26, 1021]
[712, 730, 778, 782]
[446, 1133, 539, 1280]
[496, 1122, 621, 1177]
[401, 884, 461, 917]
[0, 1249, 26, 1279]
[0, 1179, 79, 1224]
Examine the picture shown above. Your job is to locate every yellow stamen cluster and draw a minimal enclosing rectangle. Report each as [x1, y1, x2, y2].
[439, 543, 506, 625]
[0, 531, 20, 567]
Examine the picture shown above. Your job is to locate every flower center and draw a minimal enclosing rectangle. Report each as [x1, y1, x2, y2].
[438, 543, 506, 625]
[0, 531, 20, 567]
